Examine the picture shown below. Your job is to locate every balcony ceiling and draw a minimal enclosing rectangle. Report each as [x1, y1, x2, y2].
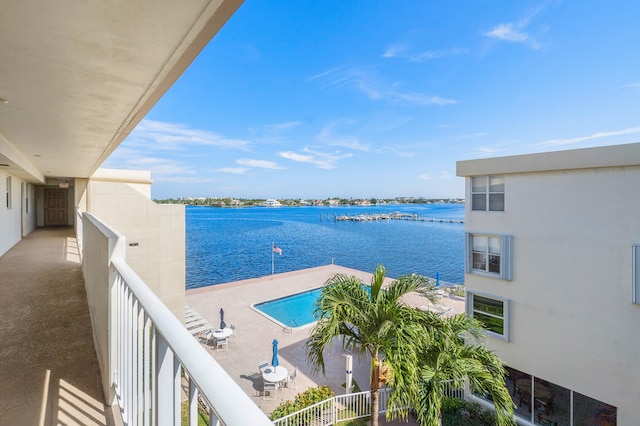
[0, 0, 242, 183]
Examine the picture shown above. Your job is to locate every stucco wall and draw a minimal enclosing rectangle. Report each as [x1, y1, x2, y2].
[464, 164, 640, 423]
[87, 178, 185, 320]
[82, 212, 125, 404]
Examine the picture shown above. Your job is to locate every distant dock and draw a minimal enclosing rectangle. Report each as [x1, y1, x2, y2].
[330, 212, 463, 223]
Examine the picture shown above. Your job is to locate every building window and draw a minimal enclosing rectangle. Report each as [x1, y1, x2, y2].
[5, 176, 11, 209]
[467, 292, 508, 341]
[487, 367, 618, 425]
[634, 245, 640, 305]
[471, 175, 504, 211]
[466, 233, 512, 280]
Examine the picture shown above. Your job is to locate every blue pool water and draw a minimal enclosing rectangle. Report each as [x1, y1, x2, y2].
[254, 284, 372, 328]
[254, 288, 323, 328]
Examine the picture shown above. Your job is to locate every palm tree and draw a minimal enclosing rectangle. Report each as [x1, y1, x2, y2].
[414, 313, 515, 426]
[305, 264, 438, 426]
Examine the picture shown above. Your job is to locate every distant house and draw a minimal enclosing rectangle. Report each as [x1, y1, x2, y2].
[457, 142, 640, 425]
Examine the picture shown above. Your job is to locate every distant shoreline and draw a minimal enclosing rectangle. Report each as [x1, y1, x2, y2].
[156, 198, 465, 208]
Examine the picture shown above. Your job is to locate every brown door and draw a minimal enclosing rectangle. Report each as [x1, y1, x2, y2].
[44, 188, 67, 226]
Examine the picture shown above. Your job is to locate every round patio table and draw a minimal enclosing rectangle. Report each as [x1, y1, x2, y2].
[212, 328, 233, 339]
[262, 365, 288, 384]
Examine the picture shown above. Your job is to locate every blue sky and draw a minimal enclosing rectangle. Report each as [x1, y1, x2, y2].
[104, 1, 640, 200]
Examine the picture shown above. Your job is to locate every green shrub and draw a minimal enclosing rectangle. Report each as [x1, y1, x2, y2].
[270, 386, 335, 420]
[441, 396, 462, 413]
[460, 400, 482, 418]
[478, 408, 497, 424]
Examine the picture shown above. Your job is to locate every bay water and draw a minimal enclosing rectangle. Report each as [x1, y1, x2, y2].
[186, 203, 465, 289]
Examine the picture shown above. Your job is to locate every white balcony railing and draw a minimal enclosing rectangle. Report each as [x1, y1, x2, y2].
[273, 382, 464, 426]
[82, 212, 271, 426]
[272, 389, 391, 426]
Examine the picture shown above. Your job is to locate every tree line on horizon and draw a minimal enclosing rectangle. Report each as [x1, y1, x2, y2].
[154, 196, 464, 207]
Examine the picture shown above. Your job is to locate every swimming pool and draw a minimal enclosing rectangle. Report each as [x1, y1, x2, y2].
[252, 288, 323, 329]
[253, 284, 373, 329]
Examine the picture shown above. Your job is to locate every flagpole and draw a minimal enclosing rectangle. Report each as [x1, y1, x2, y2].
[271, 242, 275, 275]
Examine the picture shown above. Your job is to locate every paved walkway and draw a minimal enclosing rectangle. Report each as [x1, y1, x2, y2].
[0, 228, 116, 426]
[186, 265, 464, 421]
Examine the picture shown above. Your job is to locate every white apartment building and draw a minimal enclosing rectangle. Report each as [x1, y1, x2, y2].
[457, 142, 640, 425]
[1, 1, 271, 424]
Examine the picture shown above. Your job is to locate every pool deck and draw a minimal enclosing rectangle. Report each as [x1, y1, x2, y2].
[185, 264, 465, 420]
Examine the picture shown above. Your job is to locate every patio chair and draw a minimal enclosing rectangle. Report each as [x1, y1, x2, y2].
[258, 360, 269, 373]
[285, 367, 297, 389]
[230, 323, 237, 336]
[204, 329, 213, 348]
[535, 392, 554, 415]
[215, 337, 228, 351]
[263, 381, 277, 400]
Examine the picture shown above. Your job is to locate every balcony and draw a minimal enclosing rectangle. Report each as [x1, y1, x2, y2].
[0, 217, 271, 425]
[0, 227, 115, 424]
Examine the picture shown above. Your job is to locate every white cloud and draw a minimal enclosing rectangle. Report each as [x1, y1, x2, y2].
[317, 121, 371, 151]
[311, 66, 457, 106]
[485, 23, 529, 42]
[483, 5, 548, 50]
[621, 82, 640, 91]
[251, 121, 301, 136]
[116, 157, 205, 182]
[540, 127, 640, 147]
[469, 146, 509, 157]
[279, 147, 353, 169]
[130, 119, 251, 150]
[388, 147, 417, 158]
[126, 157, 191, 173]
[382, 45, 407, 58]
[214, 167, 248, 174]
[419, 173, 432, 180]
[477, 147, 505, 154]
[395, 92, 457, 106]
[265, 121, 301, 131]
[279, 151, 314, 163]
[236, 159, 284, 169]
[383, 45, 468, 62]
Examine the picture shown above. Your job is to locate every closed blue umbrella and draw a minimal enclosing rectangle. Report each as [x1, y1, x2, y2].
[436, 272, 440, 287]
[220, 308, 226, 329]
[272, 339, 279, 368]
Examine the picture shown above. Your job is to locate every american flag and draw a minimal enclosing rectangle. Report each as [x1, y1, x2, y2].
[272, 245, 283, 256]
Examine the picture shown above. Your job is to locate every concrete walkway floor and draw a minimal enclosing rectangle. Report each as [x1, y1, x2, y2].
[0, 227, 116, 426]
